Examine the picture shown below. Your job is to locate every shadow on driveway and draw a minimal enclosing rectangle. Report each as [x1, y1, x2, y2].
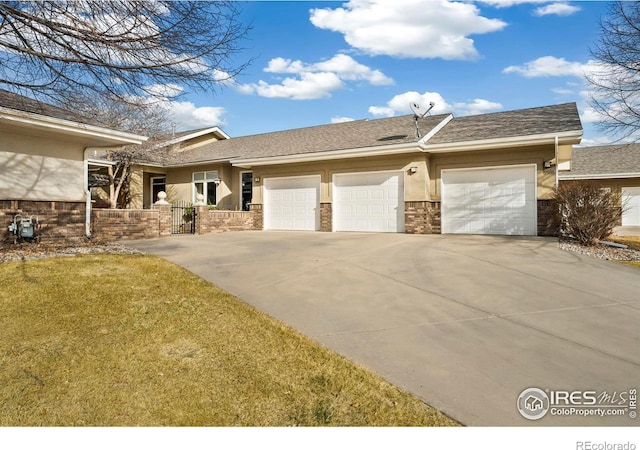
[127, 232, 640, 426]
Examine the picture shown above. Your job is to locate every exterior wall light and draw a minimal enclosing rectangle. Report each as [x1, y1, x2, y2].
[409, 166, 418, 174]
[213, 178, 222, 185]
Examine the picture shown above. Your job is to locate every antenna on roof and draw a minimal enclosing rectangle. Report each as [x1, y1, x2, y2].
[410, 102, 435, 138]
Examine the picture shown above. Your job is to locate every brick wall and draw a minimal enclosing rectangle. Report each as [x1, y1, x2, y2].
[1, 200, 86, 243]
[537, 199, 559, 236]
[207, 210, 254, 232]
[320, 203, 332, 232]
[91, 208, 162, 240]
[250, 204, 263, 230]
[404, 201, 441, 234]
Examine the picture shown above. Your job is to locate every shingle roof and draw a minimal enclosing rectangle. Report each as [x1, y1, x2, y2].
[159, 114, 448, 165]
[427, 102, 582, 145]
[0, 89, 102, 126]
[563, 144, 640, 176]
[145, 102, 582, 166]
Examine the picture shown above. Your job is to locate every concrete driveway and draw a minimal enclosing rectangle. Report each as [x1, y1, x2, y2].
[127, 232, 640, 426]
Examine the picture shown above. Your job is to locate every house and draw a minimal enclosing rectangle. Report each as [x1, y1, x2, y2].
[558, 144, 640, 233]
[0, 89, 147, 241]
[134, 103, 582, 236]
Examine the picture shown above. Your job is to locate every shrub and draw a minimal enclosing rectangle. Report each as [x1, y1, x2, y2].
[554, 180, 627, 246]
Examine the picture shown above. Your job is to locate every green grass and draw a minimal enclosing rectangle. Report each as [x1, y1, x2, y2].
[0, 255, 458, 427]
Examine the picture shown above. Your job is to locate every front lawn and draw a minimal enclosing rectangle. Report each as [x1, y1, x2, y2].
[609, 236, 640, 251]
[0, 254, 457, 426]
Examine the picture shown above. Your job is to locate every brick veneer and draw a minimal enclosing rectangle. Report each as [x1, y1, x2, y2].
[91, 208, 163, 240]
[200, 208, 255, 233]
[0, 200, 86, 243]
[537, 199, 559, 236]
[404, 201, 441, 234]
[250, 204, 263, 230]
[320, 203, 332, 232]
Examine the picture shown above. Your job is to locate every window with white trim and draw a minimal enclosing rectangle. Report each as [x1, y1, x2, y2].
[193, 171, 219, 205]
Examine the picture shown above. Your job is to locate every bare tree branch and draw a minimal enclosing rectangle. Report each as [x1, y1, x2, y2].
[0, 1, 251, 105]
[588, 1, 640, 141]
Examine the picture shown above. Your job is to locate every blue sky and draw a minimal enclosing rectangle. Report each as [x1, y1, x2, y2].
[165, 1, 611, 146]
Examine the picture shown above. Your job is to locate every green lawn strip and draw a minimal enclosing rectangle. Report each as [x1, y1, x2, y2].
[0, 254, 458, 426]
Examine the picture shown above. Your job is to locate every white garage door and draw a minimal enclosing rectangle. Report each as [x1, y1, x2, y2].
[264, 176, 320, 231]
[333, 171, 404, 233]
[622, 187, 640, 226]
[442, 165, 537, 235]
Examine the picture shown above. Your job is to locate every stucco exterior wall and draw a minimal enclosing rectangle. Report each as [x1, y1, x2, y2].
[250, 153, 429, 204]
[0, 129, 85, 201]
[164, 163, 234, 208]
[428, 144, 556, 201]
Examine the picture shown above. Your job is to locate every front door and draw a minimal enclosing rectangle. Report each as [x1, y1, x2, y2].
[241, 172, 253, 211]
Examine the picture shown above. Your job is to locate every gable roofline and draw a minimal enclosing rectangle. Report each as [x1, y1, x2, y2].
[154, 126, 229, 149]
[419, 129, 583, 153]
[0, 105, 147, 146]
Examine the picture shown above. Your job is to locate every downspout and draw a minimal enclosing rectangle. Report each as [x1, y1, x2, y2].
[83, 149, 93, 239]
[554, 135, 559, 189]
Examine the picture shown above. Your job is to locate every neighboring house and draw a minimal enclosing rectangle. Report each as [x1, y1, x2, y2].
[559, 144, 640, 232]
[0, 89, 147, 240]
[134, 102, 583, 236]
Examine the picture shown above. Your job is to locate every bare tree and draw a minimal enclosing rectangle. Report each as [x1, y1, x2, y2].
[0, 1, 250, 105]
[589, 1, 640, 141]
[79, 95, 170, 208]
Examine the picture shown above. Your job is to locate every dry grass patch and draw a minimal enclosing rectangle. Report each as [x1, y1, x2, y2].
[609, 236, 640, 251]
[0, 255, 457, 426]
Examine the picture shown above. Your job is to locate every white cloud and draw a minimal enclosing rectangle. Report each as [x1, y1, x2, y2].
[368, 91, 502, 117]
[144, 83, 183, 98]
[238, 54, 392, 100]
[309, 0, 506, 60]
[369, 91, 452, 117]
[331, 116, 356, 123]
[166, 101, 226, 130]
[133, 84, 226, 130]
[241, 72, 344, 100]
[533, 2, 581, 17]
[477, 0, 551, 7]
[264, 54, 393, 85]
[503, 56, 590, 78]
[453, 98, 503, 116]
[551, 87, 574, 95]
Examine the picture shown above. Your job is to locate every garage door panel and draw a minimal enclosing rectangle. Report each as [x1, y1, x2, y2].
[442, 166, 536, 236]
[334, 171, 404, 233]
[264, 177, 320, 231]
[622, 187, 640, 226]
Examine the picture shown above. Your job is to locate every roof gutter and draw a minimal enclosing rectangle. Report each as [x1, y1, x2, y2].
[0, 107, 148, 145]
[559, 172, 640, 180]
[418, 130, 583, 153]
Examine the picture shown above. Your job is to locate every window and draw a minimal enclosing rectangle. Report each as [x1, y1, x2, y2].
[193, 171, 219, 205]
[241, 171, 253, 211]
[151, 176, 166, 204]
